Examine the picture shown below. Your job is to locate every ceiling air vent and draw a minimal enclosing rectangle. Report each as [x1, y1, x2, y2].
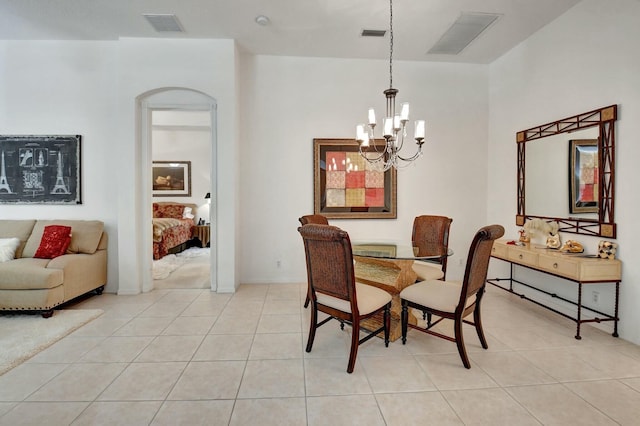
[427, 12, 501, 55]
[143, 14, 184, 33]
[361, 29, 386, 37]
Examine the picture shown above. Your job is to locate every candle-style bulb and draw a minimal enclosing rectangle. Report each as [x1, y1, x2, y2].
[383, 118, 393, 138]
[362, 132, 370, 147]
[400, 102, 409, 121]
[368, 108, 376, 126]
[356, 124, 364, 142]
[414, 120, 425, 139]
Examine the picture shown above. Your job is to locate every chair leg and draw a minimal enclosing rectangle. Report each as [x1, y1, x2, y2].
[347, 318, 360, 374]
[384, 303, 390, 347]
[474, 303, 489, 349]
[304, 294, 310, 308]
[401, 302, 408, 345]
[454, 317, 471, 369]
[306, 304, 318, 353]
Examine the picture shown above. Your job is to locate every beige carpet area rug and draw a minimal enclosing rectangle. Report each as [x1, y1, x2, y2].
[0, 309, 103, 375]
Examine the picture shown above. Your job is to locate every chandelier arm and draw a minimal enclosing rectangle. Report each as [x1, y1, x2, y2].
[396, 148, 424, 163]
[359, 146, 386, 163]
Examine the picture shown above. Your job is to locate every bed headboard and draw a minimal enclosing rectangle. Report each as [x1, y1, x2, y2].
[153, 202, 200, 222]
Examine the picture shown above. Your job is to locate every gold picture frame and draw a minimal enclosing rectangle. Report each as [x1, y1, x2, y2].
[152, 160, 191, 197]
[313, 138, 397, 219]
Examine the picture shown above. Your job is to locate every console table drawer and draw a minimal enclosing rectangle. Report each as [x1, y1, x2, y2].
[508, 248, 537, 267]
[538, 254, 578, 279]
[491, 243, 508, 259]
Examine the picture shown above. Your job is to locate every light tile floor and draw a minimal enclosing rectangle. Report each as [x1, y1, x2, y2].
[1, 283, 640, 425]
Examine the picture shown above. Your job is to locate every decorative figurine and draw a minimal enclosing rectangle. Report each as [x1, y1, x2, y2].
[598, 240, 618, 259]
[546, 233, 561, 249]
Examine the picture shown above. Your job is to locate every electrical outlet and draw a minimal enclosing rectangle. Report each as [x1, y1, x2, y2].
[276, 260, 281, 268]
[592, 291, 599, 304]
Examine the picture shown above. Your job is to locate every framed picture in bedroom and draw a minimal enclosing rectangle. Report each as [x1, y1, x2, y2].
[152, 160, 191, 197]
[313, 138, 397, 219]
[0, 135, 82, 204]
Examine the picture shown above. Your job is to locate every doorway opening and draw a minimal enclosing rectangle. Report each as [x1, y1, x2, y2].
[139, 88, 217, 292]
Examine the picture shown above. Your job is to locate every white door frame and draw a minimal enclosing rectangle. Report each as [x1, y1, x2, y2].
[138, 87, 218, 292]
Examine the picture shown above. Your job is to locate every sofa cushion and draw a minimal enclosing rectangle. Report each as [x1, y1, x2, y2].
[23, 220, 104, 257]
[34, 225, 72, 259]
[0, 220, 36, 259]
[0, 258, 63, 290]
[0, 238, 21, 262]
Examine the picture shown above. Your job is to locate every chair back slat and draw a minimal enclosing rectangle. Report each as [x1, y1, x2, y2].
[299, 224, 354, 302]
[459, 225, 505, 306]
[412, 215, 453, 277]
[299, 214, 329, 226]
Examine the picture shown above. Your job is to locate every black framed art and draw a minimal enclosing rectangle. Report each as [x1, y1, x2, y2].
[0, 135, 81, 204]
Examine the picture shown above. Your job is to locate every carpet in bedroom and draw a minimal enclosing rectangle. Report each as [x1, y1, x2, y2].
[153, 247, 210, 289]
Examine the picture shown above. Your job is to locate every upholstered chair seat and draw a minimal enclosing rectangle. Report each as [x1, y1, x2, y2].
[316, 283, 391, 315]
[412, 260, 446, 281]
[401, 280, 473, 312]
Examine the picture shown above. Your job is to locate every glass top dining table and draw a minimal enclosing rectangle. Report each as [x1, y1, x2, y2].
[351, 240, 454, 260]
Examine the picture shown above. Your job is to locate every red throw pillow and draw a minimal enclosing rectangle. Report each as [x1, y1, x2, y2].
[34, 225, 72, 259]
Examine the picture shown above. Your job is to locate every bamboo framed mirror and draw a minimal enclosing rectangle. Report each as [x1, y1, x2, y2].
[516, 105, 617, 238]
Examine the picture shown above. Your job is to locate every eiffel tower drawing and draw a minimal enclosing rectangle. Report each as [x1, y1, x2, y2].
[0, 151, 14, 193]
[51, 151, 70, 194]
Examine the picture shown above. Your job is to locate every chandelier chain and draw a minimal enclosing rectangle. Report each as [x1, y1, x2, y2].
[389, 0, 393, 89]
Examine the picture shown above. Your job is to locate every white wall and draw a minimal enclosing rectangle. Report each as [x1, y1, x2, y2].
[0, 39, 240, 294]
[115, 38, 239, 294]
[488, 0, 640, 343]
[0, 41, 120, 290]
[239, 54, 489, 284]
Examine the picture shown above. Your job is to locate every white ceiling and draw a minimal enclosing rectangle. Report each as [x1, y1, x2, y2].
[0, 0, 582, 64]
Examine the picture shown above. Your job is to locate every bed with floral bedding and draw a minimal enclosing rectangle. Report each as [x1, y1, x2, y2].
[152, 202, 196, 260]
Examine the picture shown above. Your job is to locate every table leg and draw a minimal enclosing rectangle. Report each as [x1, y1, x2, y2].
[354, 256, 419, 341]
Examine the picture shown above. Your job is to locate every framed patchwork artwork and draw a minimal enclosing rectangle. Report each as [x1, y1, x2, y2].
[313, 138, 397, 219]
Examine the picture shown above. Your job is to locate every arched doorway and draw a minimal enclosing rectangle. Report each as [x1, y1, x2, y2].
[138, 88, 218, 292]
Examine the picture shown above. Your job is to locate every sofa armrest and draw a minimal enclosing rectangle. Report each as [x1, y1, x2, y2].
[47, 250, 107, 301]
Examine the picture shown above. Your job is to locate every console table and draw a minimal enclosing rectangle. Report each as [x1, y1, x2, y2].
[487, 239, 621, 339]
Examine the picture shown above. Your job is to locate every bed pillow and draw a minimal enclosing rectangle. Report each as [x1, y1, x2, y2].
[0, 237, 21, 262]
[155, 203, 185, 219]
[34, 225, 72, 259]
[182, 206, 195, 219]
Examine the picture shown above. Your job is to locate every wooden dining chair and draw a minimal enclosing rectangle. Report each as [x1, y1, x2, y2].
[400, 224, 504, 369]
[298, 215, 329, 308]
[411, 215, 453, 281]
[298, 224, 392, 373]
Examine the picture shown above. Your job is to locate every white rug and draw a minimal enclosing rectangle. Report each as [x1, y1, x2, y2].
[153, 247, 210, 289]
[153, 247, 209, 280]
[0, 309, 103, 375]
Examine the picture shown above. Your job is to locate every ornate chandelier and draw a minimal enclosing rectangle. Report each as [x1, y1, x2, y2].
[356, 0, 426, 171]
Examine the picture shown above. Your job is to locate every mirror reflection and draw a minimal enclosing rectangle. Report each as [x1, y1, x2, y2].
[526, 127, 598, 219]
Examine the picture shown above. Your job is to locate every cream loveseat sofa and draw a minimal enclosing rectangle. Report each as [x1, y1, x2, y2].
[0, 220, 107, 317]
